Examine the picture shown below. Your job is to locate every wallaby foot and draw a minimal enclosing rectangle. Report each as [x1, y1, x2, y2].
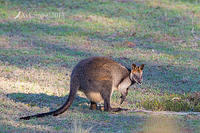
[105, 107, 128, 112]
[103, 97, 128, 112]
[90, 101, 97, 110]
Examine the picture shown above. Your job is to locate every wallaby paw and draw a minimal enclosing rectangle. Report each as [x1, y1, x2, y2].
[106, 107, 128, 112]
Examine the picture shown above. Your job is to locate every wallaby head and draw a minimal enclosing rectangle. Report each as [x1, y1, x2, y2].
[119, 63, 145, 104]
[130, 64, 144, 84]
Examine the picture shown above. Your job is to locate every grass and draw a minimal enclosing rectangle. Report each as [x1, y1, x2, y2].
[0, 0, 200, 132]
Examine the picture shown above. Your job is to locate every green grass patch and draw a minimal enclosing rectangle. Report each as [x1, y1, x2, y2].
[140, 93, 200, 112]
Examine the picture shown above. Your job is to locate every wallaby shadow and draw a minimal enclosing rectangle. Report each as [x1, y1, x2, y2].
[5, 93, 146, 132]
[7, 93, 89, 110]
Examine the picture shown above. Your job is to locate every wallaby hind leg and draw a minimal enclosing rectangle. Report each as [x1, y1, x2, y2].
[100, 86, 122, 112]
[100, 83, 128, 112]
[103, 95, 122, 112]
[90, 101, 97, 110]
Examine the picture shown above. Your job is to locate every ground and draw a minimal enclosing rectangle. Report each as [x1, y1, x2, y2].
[0, 0, 200, 132]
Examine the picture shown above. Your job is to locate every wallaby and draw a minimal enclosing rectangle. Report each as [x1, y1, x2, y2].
[20, 56, 144, 120]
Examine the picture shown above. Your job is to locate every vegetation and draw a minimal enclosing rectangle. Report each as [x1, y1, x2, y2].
[0, 0, 200, 132]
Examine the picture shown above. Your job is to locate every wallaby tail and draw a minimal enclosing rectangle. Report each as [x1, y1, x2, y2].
[20, 78, 79, 120]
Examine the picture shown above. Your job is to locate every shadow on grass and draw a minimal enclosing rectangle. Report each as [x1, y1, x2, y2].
[0, 22, 92, 37]
[0, 21, 101, 68]
[0, 124, 46, 133]
[7, 93, 89, 110]
[0, 21, 106, 41]
[0, 44, 93, 68]
[6, 92, 145, 132]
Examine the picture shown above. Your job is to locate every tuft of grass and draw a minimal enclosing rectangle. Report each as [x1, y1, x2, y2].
[140, 92, 200, 112]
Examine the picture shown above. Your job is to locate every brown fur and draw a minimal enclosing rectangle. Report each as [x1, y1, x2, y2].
[20, 56, 144, 120]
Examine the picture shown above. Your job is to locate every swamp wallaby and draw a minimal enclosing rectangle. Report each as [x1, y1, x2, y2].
[20, 56, 144, 120]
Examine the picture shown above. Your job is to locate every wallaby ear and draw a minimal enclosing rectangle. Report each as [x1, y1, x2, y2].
[140, 64, 145, 70]
[132, 64, 136, 69]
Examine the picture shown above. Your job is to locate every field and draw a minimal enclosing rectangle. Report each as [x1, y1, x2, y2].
[0, 0, 200, 132]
